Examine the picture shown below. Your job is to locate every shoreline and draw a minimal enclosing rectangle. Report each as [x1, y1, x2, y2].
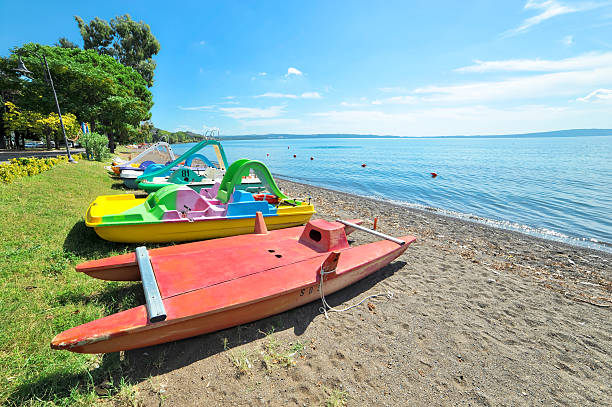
[133, 176, 610, 406]
[275, 178, 611, 284]
[274, 174, 612, 255]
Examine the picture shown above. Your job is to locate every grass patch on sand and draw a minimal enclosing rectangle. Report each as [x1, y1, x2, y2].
[324, 387, 349, 407]
[223, 337, 254, 377]
[0, 159, 143, 405]
[259, 328, 304, 371]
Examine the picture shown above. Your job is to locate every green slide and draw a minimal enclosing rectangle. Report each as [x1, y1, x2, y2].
[137, 139, 229, 183]
[216, 159, 289, 203]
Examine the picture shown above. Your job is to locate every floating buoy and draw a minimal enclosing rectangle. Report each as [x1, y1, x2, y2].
[288, 146, 290, 149]
[431, 172, 438, 178]
[293, 154, 296, 158]
[310, 157, 314, 160]
[361, 163, 366, 168]
[266, 153, 269, 157]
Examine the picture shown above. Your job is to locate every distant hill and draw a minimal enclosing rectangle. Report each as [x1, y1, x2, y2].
[151, 127, 209, 143]
[446, 129, 612, 139]
[152, 128, 612, 141]
[218, 133, 395, 140]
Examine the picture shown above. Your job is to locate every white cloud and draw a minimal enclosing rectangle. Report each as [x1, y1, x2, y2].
[576, 88, 612, 101]
[219, 105, 285, 119]
[286, 67, 303, 77]
[223, 96, 236, 100]
[212, 102, 610, 137]
[178, 105, 215, 111]
[340, 101, 369, 107]
[506, 0, 581, 36]
[311, 109, 406, 122]
[252, 72, 269, 80]
[254, 92, 321, 99]
[378, 86, 409, 93]
[198, 40, 206, 46]
[455, 52, 612, 73]
[174, 124, 208, 133]
[301, 92, 322, 99]
[562, 35, 574, 46]
[371, 95, 418, 105]
[297, 103, 611, 136]
[414, 67, 612, 102]
[241, 118, 301, 127]
[255, 92, 298, 99]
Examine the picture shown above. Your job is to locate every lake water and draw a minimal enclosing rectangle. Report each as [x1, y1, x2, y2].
[173, 135, 612, 253]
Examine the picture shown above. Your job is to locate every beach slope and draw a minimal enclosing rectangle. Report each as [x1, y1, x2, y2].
[129, 179, 610, 406]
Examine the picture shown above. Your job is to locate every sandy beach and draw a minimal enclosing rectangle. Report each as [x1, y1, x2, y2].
[120, 178, 612, 406]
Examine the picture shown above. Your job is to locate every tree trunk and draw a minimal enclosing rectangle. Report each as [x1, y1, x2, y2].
[0, 113, 6, 150]
[108, 131, 115, 153]
[45, 133, 51, 150]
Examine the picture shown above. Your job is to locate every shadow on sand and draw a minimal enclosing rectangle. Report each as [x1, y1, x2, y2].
[7, 259, 406, 404]
[123, 259, 405, 379]
[111, 181, 148, 198]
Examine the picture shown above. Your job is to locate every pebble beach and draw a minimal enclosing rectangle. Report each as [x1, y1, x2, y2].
[128, 178, 611, 406]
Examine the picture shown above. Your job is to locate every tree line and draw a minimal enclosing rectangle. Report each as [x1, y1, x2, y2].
[0, 14, 160, 152]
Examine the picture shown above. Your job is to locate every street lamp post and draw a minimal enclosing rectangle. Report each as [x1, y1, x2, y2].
[15, 50, 76, 163]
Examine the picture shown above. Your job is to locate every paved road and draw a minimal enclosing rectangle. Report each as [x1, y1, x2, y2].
[0, 148, 85, 163]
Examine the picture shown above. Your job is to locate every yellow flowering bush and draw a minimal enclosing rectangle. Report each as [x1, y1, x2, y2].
[0, 154, 83, 184]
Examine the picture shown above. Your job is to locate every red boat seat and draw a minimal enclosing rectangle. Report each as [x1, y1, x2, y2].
[298, 219, 349, 253]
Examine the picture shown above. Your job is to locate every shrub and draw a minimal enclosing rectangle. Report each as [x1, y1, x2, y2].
[81, 132, 110, 161]
[0, 154, 83, 184]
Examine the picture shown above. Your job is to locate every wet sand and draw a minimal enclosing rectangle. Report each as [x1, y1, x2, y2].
[129, 178, 611, 406]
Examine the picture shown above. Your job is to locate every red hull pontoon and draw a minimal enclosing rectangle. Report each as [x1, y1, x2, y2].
[52, 219, 415, 353]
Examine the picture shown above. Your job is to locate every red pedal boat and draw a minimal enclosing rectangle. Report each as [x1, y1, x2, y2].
[51, 217, 415, 353]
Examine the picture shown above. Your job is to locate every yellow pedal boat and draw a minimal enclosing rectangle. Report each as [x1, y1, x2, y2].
[86, 160, 315, 243]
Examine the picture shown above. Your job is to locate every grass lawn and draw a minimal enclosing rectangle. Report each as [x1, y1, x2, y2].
[0, 159, 146, 406]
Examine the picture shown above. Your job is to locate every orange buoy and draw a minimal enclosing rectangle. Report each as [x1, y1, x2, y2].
[310, 157, 313, 160]
[431, 172, 438, 178]
[293, 154, 296, 158]
[361, 163, 366, 168]
[266, 153, 269, 157]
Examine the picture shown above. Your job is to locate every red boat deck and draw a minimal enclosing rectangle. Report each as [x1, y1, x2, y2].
[77, 219, 363, 281]
[52, 220, 415, 353]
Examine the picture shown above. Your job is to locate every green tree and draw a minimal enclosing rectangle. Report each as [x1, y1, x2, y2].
[3, 101, 47, 148]
[37, 112, 80, 148]
[75, 14, 160, 86]
[3, 102, 80, 149]
[56, 37, 79, 49]
[0, 57, 24, 149]
[3, 43, 153, 152]
[132, 120, 154, 143]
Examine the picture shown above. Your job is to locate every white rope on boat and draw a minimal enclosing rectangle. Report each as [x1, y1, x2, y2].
[318, 265, 393, 319]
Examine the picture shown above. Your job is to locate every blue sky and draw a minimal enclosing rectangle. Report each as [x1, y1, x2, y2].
[2, 0, 612, 136]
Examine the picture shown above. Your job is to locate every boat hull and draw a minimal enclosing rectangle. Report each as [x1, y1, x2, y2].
[123, 178, 140, 190]
[93, 209, 314, 243]
[52, 236, 413, 353]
